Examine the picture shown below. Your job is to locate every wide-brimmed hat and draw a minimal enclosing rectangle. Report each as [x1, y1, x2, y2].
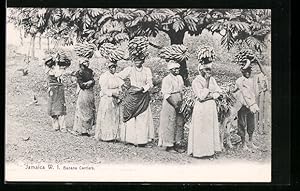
[167, 60, 180, 70]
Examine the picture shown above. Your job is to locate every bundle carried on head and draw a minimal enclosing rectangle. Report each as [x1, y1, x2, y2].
[128, 36, 149, 60]
[234, 49, 259, 69]
[159, 44, 188, 62]
[99, 43, 125, 63]
[197, 46, 215, 65]
[44, 50, 71, 68]
[74, 42, 97, 59]
[56, 51, 71, 67]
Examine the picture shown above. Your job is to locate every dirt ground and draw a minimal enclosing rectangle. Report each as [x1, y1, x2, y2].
[5, 44, 272, 166]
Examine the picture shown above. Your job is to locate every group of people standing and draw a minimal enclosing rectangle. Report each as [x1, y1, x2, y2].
[44, 51, 269, 160]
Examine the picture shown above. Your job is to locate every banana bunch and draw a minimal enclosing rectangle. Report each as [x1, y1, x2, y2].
[55, 51, 71, 67]
[179, 87, 195, 123]
[234, 49, 258, 67]
[74, 42, 97, 59]
[215, 90, 237, 124]
[99, 43, 125, 62]
[197, 46, 215, 64]
[128, 36, 149, 59]
[158, 44, 189, 62]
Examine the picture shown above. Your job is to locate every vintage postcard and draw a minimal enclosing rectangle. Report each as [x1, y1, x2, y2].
[5, 8, 271, 182]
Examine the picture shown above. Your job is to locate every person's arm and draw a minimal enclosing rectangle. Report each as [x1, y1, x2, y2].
[90, 70, 96, 87]
[116, 67, 131, 80]
[141, 68, 154, 93]
[211, 77, 222, 99]
[192, 78, 212, 102]
[76, 71, 87, 90]
[85, 70, 96, 88]
[161, 76, 173, 101]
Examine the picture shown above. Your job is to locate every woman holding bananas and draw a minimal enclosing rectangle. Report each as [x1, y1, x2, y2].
[158, 60, 185, 153]
[95, 60, 125, 142]
[117, 37, 154, 147]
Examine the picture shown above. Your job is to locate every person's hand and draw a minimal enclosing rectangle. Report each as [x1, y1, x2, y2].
[175, 105, 181, 113]
[112, 92, 120, 98]
[250, 104, 260, 113]
[176, 101, 183, 111]
[212, 92, 220, 99]
[206, 92, 213, 99]
[137, 87, 144, 92]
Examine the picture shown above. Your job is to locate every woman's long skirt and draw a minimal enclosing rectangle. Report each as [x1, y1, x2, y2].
[73, 88, 96, 134]
[95, 96, 121, 141]
[187, 100, 221, 157]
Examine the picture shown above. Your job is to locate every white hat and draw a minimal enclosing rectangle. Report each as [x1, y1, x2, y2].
[167, 60, 180, 70]
[198, 62, 212, 71]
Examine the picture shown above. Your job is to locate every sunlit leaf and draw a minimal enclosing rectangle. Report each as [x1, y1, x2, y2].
[173, 19, 185, 32]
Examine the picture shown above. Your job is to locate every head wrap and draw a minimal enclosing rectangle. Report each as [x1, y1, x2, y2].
[198, 63, 212, 71]
[167, 60, 180, 70]
[79, 59, 90, 67]
[106, 61, 117, 68]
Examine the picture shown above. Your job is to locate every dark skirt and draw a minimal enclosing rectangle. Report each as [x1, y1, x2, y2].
[48, 83, 66, 117]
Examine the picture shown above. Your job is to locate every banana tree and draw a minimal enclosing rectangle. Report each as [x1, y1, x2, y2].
[125, 8, 223, 86]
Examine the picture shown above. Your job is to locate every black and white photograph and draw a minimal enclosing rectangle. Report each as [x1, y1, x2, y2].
[5, 8, 272, 182]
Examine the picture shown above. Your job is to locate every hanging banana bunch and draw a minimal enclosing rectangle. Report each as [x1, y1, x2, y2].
[215, 89, 237, 124]
[179, 87, 195, 123]
[158, 44, 189, 62]
[99, 43, 125, 63]
[197, 46, 215, 64]
[74, 42, 97, 59]
[234, 49, 259, 68]
[128, 36, 149, 59]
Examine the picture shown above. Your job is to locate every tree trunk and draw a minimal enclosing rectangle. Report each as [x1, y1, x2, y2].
[19, 28, 23, 46]
[27, 36, 32, 63]
[31, 35, 36, 59]
[47, 37, 50, 50]
[38, 35, 42, 49]
[168, 30, 191, 86]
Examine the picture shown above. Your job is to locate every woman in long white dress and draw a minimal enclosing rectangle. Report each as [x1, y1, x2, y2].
[95, 61, 124, 142]
[187, 63, 222, 158]
[117, 56, 154, 147]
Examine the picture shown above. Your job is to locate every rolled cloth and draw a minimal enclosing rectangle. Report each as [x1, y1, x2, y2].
[122, 86, 151, 122]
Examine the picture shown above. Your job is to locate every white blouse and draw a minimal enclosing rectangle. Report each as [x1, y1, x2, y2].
[161, 73, 184, 100]
[192, 75, 222, 101]
[116, 66, 153, 93]
[99, 71, 124, 97]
